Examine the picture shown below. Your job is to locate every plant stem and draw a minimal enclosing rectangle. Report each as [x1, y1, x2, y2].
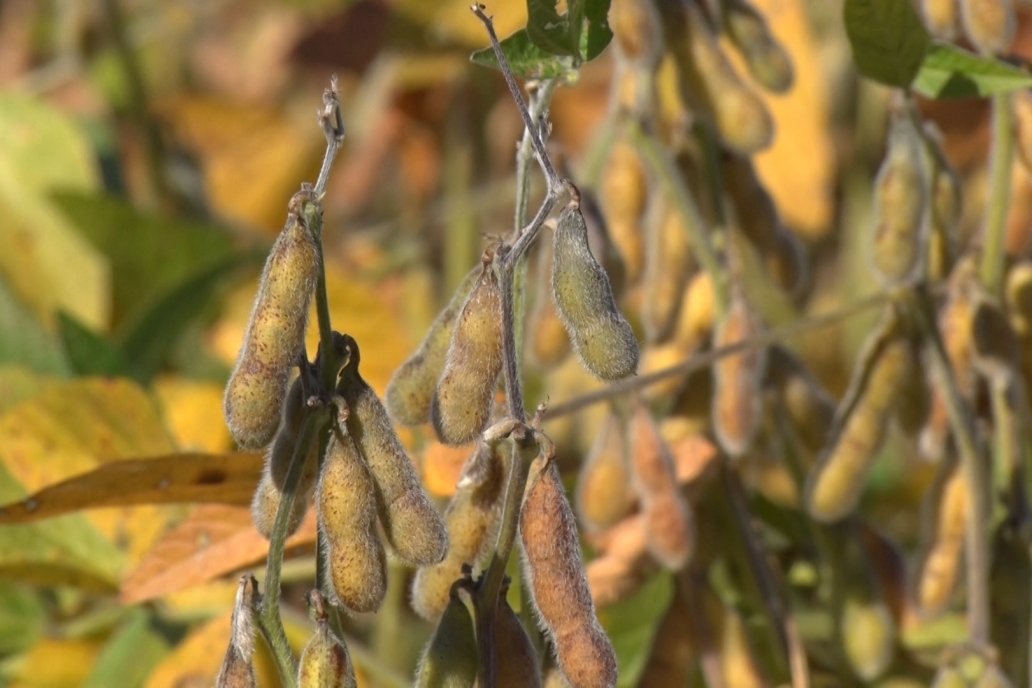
[980, 94, 1014, 299]
[627, 119, 729, 314]
[909, 288, 991, 648]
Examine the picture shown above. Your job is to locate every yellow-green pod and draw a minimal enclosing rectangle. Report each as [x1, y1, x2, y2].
[338, 336, 448, 566]
[386, 266, 480, 426]
[870, 113, 928, 286]
[411, 443, 504, 622]
[414, 582, 479, 688]
[841, 597, 896, 682]
[225, 195, 320, 449]
[552, 199, 640, 381]
[520, 458, 618, 688]
[806, 311, 912, 522]
[575, 410, 636, 533]
[298, 617, 356, 688]
[724, 0, 794, 93]
[317, 430, 387, 614]
[959, 0, 1015, 54]
[431, 252, 504, 446]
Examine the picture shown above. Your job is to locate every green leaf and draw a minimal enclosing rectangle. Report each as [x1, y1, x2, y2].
[471, 29, 575, 79]
[582, 0, 613, 61]
[598, 572, 673, 687]
[527, 0, 575, 56]
[0, 279, 69, 374]
[57, 312, 131, 378]
[0, 583, 45, 655]
[51, 191, 234, 331]
[914, 42, 1032, 98]
[117, 252, 257, 382]
[843, 0, 930, 88]
[84, 609, 169, 688]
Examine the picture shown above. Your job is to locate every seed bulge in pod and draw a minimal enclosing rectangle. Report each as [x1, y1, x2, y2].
[806, 310, 911, 522]
[431, 250, 504, 445]
[411, 443, 504, 622]
[870, 113, 928, 286]
[495, 594, 544, 688]
[630, 406, 694, 570]
[959, 0, 1015, 54]
[298, 615, 356, 688]
[225, 192, 320, 449]
[915, 456, 968, 615]
[575, 410, 635, 533]
[386, 266, 480, 426]
[552, 199, 640, 381]
[921, 0, 959, 39]
[414, 582, 478, 688]
[520, 457, 618, 688]
[317, 430, 387, 614]
[712, 291, 766, 458]
[724, 0, 794, 93]
[339, 335, 448, 565]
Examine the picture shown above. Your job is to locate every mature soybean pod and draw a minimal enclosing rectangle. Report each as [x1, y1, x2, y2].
[661, 2, 773, 154]
[317, 431, 387, 614]
[915, 457, 968, 615]
[338, 338, 448, 567]
[630, 405, 694, 569]
[764, 346, 835, 456]
[806, 311, 912, 522]
[225, 197, 319, 449]
[414, 583, 479, 688]
[251, 455, 319, 540]
[642, 202, 692, 343]
[216, 576, 259, 688]
[599, 140, 648, 284]
[841, 596, 896, 682]
[552, 199, 639, 381]
[575, 410, 635, 533]
[870, 113, 928, 286]
[386, 266, 480, 426]
[431, 252, 504, 445]
[297, 617, 356, 688]
[712, 291, 766, 458]
[268, 375, 318, 490]
[411, 443, 504, 622]
[921, 0, 959, 39]
[520, 457, 618, 688]
[959, 0, 1015, 54]
[724, 0, 794, 93]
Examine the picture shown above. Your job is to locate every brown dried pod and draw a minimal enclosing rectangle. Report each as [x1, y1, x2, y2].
[712, 291, 766, 457]
[599, 140, 648, 283]
[870, 113, 928, 286]
[552, 199, 640, 381]
[642, 201, 692, 343]
[339, 336, 448, 566]
[806, 310, 912, 522]
[386, 266, 480, 426]
[520, 456, 618, 688]
[495, 593, 544, 688]
[431, 251, 504, 445]
[959, 0, 1016, 54]
[920, 0, 960, 39]
[630, 406, 694, 569]
[216, 575, 259, 688]
[575, 410, 636, 533]
[411, 443, 505, 622]
[764, 345, 835, 456]
[724, 0, 794, 93]
[225, 193, 320, 449]
[915, 456, 968, 616]
[661, 2, 774, 154]
[317, 430, 387, 614]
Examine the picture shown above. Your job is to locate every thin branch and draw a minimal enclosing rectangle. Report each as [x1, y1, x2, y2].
[980, 94, 1014, 299]
[314, 76, 346, 200]
[542, 290, 892, 421]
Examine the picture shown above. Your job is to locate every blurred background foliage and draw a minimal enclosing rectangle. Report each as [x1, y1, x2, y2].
[0, 0, 1031, 686]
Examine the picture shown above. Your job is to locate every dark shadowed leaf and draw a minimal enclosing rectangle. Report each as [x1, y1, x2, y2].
[57, 312, 131, 378]
[843, 0, 930, 88]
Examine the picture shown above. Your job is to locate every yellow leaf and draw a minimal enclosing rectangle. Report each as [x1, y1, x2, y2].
[0, 378, 182, 568]
[9, 637, 103, 688]
[738, 0, 836, 241]
[153, 376, 233, 453]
